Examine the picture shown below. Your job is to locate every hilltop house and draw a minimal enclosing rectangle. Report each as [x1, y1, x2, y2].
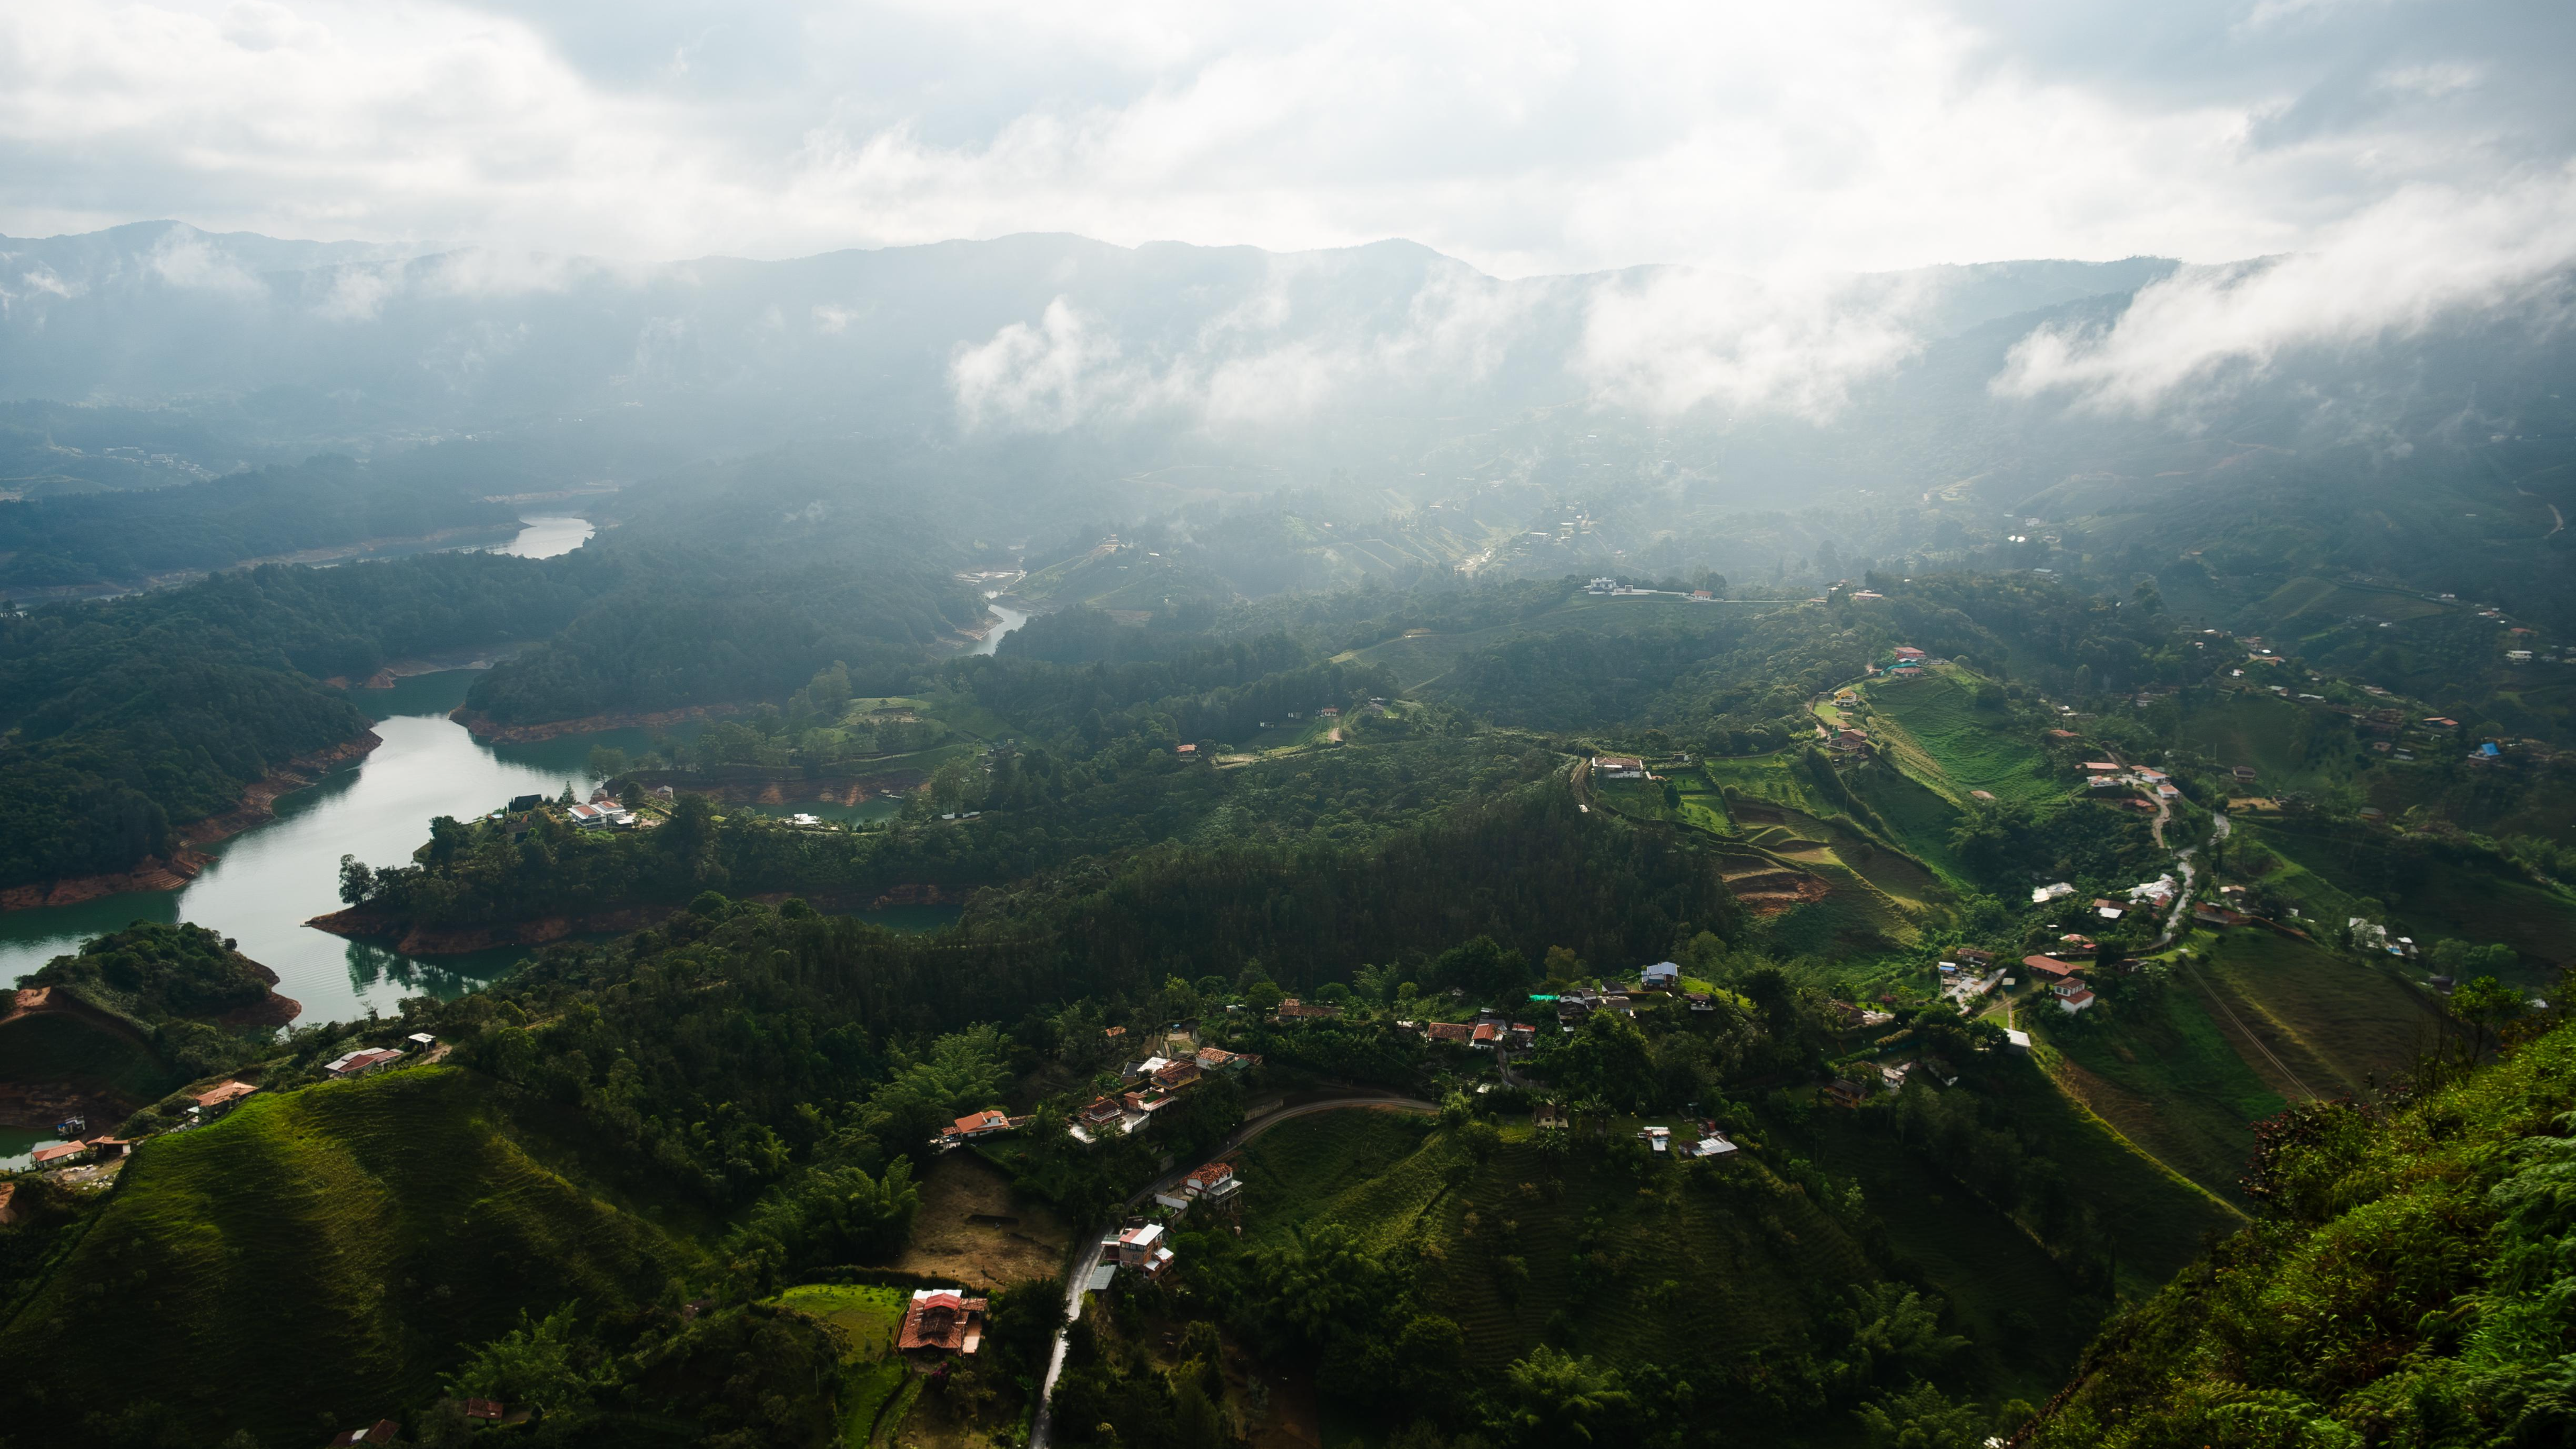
[2053, 979, 2097, 1014]
[1595, 756, 1646, 780]
[323, 1047, 406, 1079]
[898, 1288, 989, 1356]
[1425, 1021, 1475, 1044]
[1678, 1133, 1739, 1160]
[1640, 961, 1682, 991]
[193, 1081, 258, 1113]
[2021, 955, 2082, 981]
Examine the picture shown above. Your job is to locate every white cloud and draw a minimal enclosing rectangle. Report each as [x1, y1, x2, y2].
[950, 299, 1148, 432]
[1991, 164, 2576, 413]
[1578, 270, 1931, 421]
[0, 0, 2566, 282]
[947, 256, 1546, 433]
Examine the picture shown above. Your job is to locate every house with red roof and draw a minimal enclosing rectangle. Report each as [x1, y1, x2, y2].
[898, 1287, 989, 1356]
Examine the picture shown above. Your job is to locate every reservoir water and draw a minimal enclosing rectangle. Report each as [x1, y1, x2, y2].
[0, 669, 660, 1026]
[490, 515, 595, 558]
[0, 598, 1031, 1036]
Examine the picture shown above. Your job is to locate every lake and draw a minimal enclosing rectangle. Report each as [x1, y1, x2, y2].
[0, 590, 1022, 1034]
[490, 515, 595, 558]
[0, 669, 663, 1026]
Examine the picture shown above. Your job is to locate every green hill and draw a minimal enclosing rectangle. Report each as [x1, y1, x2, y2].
[2029, 1016, 2576, 1448]
[1856, 668, 2057, 807]
[0, 1067, 699, 1447]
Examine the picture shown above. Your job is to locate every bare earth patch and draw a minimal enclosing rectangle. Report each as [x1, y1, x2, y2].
[893, 1150, 1072, 1290]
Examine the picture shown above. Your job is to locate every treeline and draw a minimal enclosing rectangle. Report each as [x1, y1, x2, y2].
[957, 627, 1396, 743]
[0, 552, 600, 888]
[0, 452, 520, 588]
[462, 555, 981, 725]
[346, 727, 1563, 930]
[397, 786, 1737, 1198]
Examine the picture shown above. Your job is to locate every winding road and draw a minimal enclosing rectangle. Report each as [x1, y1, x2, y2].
[1026, 1091, 1437, 1448]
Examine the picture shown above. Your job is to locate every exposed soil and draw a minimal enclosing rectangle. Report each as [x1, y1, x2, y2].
[1725, 869, 1834, 914]
[892, 1151, 1073, 1291]
[450, 702, 751, 744]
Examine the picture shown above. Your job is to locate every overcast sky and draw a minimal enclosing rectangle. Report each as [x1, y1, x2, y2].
[2, 0, 2571, 278]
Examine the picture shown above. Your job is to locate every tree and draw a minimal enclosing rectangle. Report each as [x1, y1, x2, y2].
[1495, 1345, 1628, 1444]
[1856, 1381, 1988, 1449]
[586, 745, 628, 778]
[443, 1305, 609, 1414]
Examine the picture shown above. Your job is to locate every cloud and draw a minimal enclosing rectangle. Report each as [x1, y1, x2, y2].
[949, 298, 1149, 431]
[1991, 164, 2576, 413]
[1576, 270, 1931, 421]
[1, 1, 2569, 281]
[947, 254, 1544, 433]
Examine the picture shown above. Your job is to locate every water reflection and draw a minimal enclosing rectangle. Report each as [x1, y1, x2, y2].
[488, 515, 595, 559]
[0, 669, 653, 1024]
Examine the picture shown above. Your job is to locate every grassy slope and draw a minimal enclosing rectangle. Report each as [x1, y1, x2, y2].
[0, 1067, 698, 1446]
[2242, 819, 2576, 981]
[1234, 1084, 2234, 1422]
[1856, 669, 2057, 806]
[2028, 1015, 2576, 1448]
[2043, 986, 2284, 1203]
[2043, 930, 2440, 1203]
[775, 1284, 909, 1448]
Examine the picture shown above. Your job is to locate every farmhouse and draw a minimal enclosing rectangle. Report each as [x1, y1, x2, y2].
[1594, 756, 1646, 779]
[2031, 882, 2076, 903]
[2054, 980, 2097, 1014]
[193, 1081, 259, 1112]
[1639, 961, 1682, 990]
[1273, 998, 1342, 1022]
[1425, 1021, 1475, 1044]
[2021, 955, 2081, 981]
[943, 1110, 1025, 1144]
[323, 1047, 406, 1079]
[898, 1288, 989, 1356]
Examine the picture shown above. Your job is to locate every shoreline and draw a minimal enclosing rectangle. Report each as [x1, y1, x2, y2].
[0, 731, 384, 914]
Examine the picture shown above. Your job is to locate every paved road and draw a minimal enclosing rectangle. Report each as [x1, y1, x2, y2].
[1027, 1092, 1436, 1448]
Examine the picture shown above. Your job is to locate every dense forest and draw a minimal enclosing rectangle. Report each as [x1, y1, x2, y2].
[0, 553, 601, 888]
[0, 452, 521, 588]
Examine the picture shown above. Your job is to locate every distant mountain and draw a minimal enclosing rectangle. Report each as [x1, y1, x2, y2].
[0, 223, 2173, 441]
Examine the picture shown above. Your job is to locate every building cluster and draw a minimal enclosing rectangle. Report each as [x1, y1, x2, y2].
[21, 1037, 437, 1187]
[1068, 1039, 1262, 1144]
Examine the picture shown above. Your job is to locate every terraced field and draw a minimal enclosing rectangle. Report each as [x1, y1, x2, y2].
[0, 1067, 697, 1446]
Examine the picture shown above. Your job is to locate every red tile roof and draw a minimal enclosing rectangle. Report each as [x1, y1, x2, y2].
[898, 1289, 989, 1353]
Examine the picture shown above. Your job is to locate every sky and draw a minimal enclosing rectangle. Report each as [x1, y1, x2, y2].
[3, 0, 2572, 280]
